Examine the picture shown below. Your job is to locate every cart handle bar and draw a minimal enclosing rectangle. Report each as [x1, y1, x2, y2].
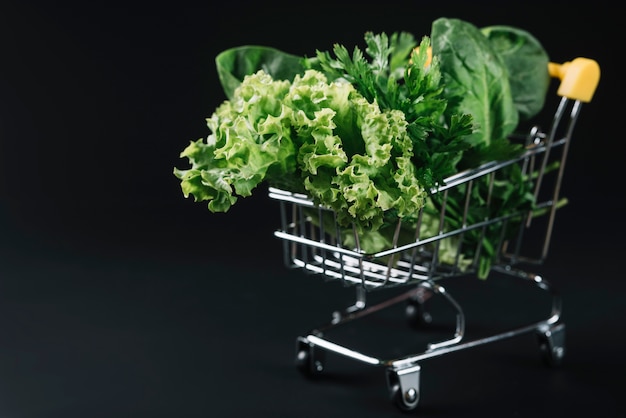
[549, 58, 600, 102]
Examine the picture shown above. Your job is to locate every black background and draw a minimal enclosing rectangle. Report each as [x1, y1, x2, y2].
[0, 1, 624, 417]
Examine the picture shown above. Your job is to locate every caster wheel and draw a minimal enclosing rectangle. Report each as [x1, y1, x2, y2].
[406, 288, 433, 328]
[406, 301, 432, 328]
[536, 323, 565, 367]
[295, 338, 324, 378]
[386, 365, 421, 412]
[390, 383, 420, 412]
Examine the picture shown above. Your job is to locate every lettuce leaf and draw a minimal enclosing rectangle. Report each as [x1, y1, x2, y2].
[174, 71, 297, 212]
[174, 68, 428, 232]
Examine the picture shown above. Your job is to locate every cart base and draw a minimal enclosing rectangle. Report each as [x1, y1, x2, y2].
[292, 269, 565, 412]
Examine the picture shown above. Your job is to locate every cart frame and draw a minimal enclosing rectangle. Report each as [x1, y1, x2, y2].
[269, 57, 599, 412]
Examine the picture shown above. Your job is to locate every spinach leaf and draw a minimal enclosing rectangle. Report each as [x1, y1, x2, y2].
[481, 25, 550, 120]
[432, 18, 519, 154]
[215, 46, 306, 100]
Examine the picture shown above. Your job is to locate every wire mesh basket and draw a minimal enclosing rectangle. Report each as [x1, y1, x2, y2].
[269, 57, 600, 412]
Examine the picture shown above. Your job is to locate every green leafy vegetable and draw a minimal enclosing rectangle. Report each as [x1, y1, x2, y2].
[175, 31, 476, 233]
[215, 46, 306, 100]
[431, 17, 522, 168]
[308, 33, 474, 189]
[174, 67, 432, 232]
[174, 17, 554, 279]
[480, 25, 550, 121]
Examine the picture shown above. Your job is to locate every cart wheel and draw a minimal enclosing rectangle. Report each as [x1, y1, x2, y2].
[386, 365, 421, 412]
[295, 337, 324, 378]
[390, 383, 420, 412]
[536, 323, 565, 367]
[406, 289, 433, 328]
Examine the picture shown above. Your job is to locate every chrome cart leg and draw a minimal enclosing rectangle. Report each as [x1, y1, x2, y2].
[386, 363, 421, 412]
[536, 322, 565, 367]
[295, 336, 325, 378]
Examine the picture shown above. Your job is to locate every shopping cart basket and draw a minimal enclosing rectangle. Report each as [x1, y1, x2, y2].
[269, 57, 600, 412]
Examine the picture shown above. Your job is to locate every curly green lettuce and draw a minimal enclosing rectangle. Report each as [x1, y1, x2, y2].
[174, 68, 427, 232]
[174, 71, 295, 213]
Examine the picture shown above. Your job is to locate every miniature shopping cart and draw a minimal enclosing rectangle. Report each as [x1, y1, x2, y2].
[269, 57, 600, 412]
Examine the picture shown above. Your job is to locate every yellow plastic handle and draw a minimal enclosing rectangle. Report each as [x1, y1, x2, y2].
[548, 58, 600, 102]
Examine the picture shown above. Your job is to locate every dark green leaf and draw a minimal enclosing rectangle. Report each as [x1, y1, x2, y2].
[215, 46, 306, 99]
[481, 25, 551, 120]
